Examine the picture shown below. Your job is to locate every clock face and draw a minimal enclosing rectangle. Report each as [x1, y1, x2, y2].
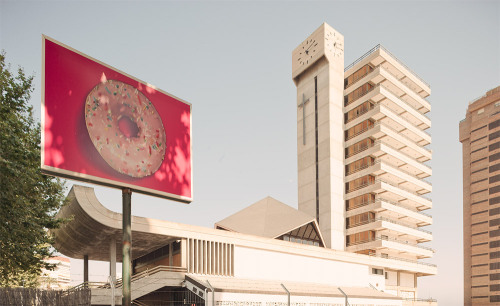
[325, 30, 343, 58]
[297, 38, 318, 66]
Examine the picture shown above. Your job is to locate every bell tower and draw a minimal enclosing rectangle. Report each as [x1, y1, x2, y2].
[292, 23, 345, 250]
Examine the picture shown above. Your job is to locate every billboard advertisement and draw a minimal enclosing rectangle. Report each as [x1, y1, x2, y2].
[41, 36, 192, 202]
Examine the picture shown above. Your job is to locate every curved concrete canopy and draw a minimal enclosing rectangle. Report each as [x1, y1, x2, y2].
[52, 185, 175, 262]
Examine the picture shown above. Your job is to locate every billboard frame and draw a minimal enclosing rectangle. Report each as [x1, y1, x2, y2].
[41, 35, 193, 203]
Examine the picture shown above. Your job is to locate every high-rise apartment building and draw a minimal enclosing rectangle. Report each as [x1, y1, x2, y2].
[459, 86, 500, 305]
[292, 23, 434, 300]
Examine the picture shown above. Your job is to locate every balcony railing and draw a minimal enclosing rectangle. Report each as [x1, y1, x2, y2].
[347, 236, 434, 252]
[345, 85, 376, 107]
[346, 159, 432, 187]
[368, 253, 436, 268]
[346, 197, 432, 219]
[346, 216, 432, 235]
[345, 122, 377, 141]
[344, 44, 430, 89]
[345, 104, 375, 124]
[345, 139, 432, 173]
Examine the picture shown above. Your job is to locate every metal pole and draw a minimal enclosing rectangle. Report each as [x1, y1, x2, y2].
[281, 284, 290, 306]
[83, 254, 88, 288]
[122, 188, 132, 306]
[338, 287, 349, 306]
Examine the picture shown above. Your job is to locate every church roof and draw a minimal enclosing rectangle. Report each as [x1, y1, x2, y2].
[214, 196, 324, 244]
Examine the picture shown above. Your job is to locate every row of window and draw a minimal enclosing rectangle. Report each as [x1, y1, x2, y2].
[345, 119, 374, 141]
[344, 83, 374, 106]
[344, 64, 374, 89]
[346, 175, 375, 193]
[346, 212, 375, 228]
[345, 156, 374, 175]
[345, 138, 374, 158]
[346, 194, 375, 211]
[345, 101, 374, 123]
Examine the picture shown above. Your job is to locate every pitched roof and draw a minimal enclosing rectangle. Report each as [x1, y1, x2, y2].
[214, 196, 322, 242]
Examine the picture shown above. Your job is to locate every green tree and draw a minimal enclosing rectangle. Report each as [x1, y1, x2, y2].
[0, 51, 66, 287]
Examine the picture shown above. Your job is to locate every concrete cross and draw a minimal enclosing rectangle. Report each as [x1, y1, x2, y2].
[298, 93, 310, 145]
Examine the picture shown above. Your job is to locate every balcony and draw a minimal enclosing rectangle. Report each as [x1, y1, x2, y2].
[345, 216, 432, 242]
[346, 236, 434, 259]
[345, 102, 431, 147]
[344, 84, 431, 131]
[346, 197, 432, 226]
[345, 159, 432, 195]
[344, 44, 431, 99]
[345, 179, 432, 211]
[345, 122, 432, 163]
[345, 140, 432, 179]
[344, 65, 430, 114]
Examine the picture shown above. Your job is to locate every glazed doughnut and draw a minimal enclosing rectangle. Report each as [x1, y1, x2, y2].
[84, 80, 166, 178]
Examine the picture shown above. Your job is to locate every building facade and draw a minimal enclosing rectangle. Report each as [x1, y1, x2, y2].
[459, 86, 500, 305]
[50, 23, 437, 306]
[292, 23, 434, 300]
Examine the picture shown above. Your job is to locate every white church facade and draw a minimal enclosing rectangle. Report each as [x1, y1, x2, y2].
[52, 23, 436, 306]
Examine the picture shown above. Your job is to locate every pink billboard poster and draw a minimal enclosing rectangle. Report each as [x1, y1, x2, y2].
[42, 36, 192, 202]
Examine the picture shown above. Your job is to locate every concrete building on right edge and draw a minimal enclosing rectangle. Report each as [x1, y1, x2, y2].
[459, 86, 500, 305]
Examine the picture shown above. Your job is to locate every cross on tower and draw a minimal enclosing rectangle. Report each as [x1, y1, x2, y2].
[298, 93, 310, 145]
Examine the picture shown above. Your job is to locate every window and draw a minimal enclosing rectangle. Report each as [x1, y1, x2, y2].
[490, 185, 500, 195]
[344, 64, 373, 89]
[491, 141, 500, 151]
[346, 212, 375, 228]
[372, 268, 383, 275]
[345, 101, 374, 123]
[491, 262, 500, 270]
[490, 164, 500, 173]
[345, 120, 374, 141]
[346, 194, 375, 210]
[346, 175, 375, 193]
[490, 175, 500, 184]
[491, 229, 500, 238]
[381, 253, 388, 259]
[491, 284, 500, 291]
[490, 119, 500, 130]
[345, 156, 374, 175]
[491, 241, 500, 248]
[385, 272, 388, 279]
[344, 83, 374, 106]
[491, 219, 500, 227]
[490, 130, 500, 141]
[346, 230, 375, 245]
[491, 197, 500, 206]
[491, 207, 500, 216]
[490, 153, 500, 162]
[491, 296, 500, 303]
[345, 138, 374, 158]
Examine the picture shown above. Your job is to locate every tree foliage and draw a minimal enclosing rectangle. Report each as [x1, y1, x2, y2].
[0, 51, 66, 287]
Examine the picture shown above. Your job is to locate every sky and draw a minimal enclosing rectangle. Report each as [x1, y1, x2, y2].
[1, 0, 500, 305]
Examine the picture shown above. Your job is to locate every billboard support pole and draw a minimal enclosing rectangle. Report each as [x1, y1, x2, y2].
[122, 188, 132, 306]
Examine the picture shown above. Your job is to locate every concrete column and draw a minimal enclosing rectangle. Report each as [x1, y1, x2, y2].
[169, 242, 173, 266]
[181, 239, 187, 269]
[83, 255, 89, 284]
[110, 238, 116, 281]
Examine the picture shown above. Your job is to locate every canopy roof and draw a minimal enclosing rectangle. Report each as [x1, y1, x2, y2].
[215, 196, 324, 246]
[186, 274, 402, 300]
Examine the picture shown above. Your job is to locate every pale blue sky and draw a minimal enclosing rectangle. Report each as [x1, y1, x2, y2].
[1, 1, 500, 304]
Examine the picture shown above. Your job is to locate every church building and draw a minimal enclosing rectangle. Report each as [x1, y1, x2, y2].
[52, 23, 436, 306]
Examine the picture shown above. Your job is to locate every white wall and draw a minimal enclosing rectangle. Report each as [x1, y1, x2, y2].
[400, 272, 415, 288]
[234, 245, 385, 289]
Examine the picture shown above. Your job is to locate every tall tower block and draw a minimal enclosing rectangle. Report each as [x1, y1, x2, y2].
[292, 23, 345, 250]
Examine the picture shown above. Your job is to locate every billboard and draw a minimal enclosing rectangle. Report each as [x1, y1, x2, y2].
[41, 36, 192, 202]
